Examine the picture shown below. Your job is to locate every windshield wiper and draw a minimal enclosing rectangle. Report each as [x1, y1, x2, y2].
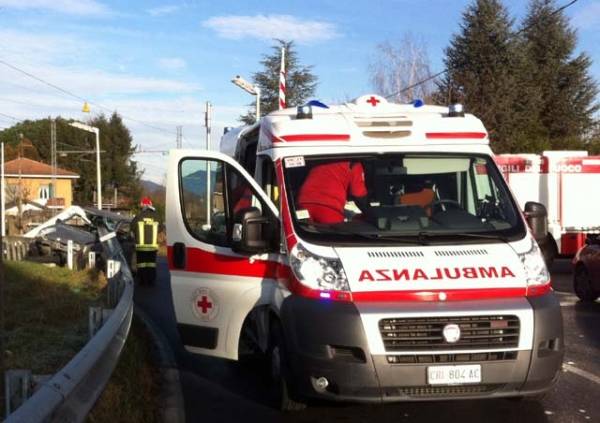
[307, 224, 429, 245]
[417, 231, 509, 243]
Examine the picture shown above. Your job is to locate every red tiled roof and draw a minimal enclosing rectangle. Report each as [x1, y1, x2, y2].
[4, 157, 79, 178]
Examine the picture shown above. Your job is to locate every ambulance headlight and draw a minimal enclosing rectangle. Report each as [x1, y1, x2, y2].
[290, 243, 349, 292]
[519, 239, 550, 286]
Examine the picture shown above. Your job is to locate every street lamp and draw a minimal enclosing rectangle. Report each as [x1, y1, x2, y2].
[231, 75, 261, 122]
[69, 121, 102, 210]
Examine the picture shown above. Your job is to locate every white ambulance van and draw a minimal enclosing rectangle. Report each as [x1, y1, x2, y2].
[495, 151, 600, 262]
[166, 95, 563, 409]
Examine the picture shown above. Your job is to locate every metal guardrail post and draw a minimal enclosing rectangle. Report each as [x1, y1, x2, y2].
[4, 370, 32, 418]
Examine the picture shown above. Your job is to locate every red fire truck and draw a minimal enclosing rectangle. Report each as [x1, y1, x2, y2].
[495, 151, 600, 264]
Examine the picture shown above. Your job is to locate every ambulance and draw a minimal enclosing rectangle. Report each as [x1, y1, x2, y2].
[166, 95, 563, 409]
[495, 151, 600, 263]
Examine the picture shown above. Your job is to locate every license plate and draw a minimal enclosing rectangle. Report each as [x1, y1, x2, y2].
[427, 365, 481, 385]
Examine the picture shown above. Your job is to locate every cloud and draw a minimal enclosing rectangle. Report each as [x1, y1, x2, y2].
[158, 57, 187, 71]
[0, 29, 82, 62]
[0, 0, 109, 16]
[202, 14, 339, 43]
[147, 4, 181, 16]
[572, 2, 600, 30]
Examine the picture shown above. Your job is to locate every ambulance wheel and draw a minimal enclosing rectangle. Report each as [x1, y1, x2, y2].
[268, 321, 306, 412]
[574, 265, 599, 302]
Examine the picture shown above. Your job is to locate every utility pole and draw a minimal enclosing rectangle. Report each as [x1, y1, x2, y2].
[204, 101, 212, 228]
[176, 125, 183, 149]
[50, 118, 57, 213]
[204, 101, 212, 150]
[1, 142, 5, 237]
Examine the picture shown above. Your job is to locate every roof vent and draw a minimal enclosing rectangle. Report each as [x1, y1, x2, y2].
[353, 115, 413, 139]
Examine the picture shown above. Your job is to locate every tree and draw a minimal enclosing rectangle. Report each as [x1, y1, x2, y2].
[240, 40, 318, 124]
[0, 113, 142, 206]
[435, 0, 530, 152]
[521, 0, 599, 149]
[370, 34, 434, 103]
[88, 113, 143, 206]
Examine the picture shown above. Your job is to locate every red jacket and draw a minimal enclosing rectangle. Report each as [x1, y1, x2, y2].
[297, 162, 367, 213]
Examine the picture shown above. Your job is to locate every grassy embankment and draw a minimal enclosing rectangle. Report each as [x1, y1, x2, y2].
[3, 261, 160, 422]
[88, 318, 160, 423]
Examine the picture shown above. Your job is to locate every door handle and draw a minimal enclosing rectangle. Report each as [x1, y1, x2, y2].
[173, 242, 186, 269]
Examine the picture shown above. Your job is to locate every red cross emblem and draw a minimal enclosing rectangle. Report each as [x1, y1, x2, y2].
[366, 96, 380, 107]
[192, 288, 218, 321]
[197, 295, 213, 314]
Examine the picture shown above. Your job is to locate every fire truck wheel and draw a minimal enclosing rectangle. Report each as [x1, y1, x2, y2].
[574, 265, 600, 302]
[268, 320, 306, 412]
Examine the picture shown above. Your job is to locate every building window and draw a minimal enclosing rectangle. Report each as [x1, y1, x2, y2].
[39, 185, 50, 200]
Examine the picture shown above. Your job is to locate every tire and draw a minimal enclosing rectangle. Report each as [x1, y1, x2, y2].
[573, 265, 600, 302]
[268, 321, 306, 412]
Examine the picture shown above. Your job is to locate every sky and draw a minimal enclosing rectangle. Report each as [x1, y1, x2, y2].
[0, 0, 599, 183]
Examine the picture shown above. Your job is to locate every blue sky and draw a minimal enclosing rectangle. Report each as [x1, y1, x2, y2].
[0, 0, 598, 182]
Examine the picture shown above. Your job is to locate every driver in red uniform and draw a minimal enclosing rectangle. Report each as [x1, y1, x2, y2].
[297, 161, 369, 224]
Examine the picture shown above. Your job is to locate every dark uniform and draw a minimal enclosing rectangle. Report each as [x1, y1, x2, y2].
[131, 207, 159, 285]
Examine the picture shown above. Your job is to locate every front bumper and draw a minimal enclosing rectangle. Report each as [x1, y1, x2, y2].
[279, 293, 563, 402]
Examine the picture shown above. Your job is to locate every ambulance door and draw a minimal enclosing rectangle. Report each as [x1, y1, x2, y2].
[166, 150, 280, 360]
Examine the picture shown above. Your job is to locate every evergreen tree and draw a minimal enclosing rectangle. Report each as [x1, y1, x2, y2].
[89, 112, 143, 206]
[521, 0, 598, 148]
[0, 113, 142, 206]
[435, 0, 528, 152]
[240, 40, 318, 124]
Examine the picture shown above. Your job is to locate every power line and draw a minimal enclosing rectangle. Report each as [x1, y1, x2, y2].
[0, 58, 179, 136]
[384, 0, 580, 100]
[0, 112, 19, 122]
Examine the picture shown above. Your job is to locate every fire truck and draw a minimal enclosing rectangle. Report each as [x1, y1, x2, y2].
[495, 151, 600, 263]
[166, 95, 563, 410]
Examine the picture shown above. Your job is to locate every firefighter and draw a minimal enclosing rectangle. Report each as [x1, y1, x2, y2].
[132, 197, 159, 285]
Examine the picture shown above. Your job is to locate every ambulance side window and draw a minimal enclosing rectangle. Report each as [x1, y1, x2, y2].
[227, 166, 263, 217]
[180, 159, 228, 246]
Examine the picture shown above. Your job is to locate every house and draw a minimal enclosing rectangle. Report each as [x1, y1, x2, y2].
[3, 157, 79, 209]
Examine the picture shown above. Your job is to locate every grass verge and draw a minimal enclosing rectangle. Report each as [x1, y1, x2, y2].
[4, 261, 107, 374]
[2, 261, 107, 417]
[87, 317, 160, 423]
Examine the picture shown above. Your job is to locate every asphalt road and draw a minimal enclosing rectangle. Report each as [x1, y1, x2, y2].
[134, 258, 600, 423]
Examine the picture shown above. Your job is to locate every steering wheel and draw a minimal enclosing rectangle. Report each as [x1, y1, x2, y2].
[431, 199, 461, 213]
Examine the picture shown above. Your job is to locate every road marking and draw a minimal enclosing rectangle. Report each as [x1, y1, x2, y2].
[563, 363, 600, 385]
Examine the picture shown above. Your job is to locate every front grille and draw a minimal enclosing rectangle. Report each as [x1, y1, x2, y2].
[386, 351, 518, 364]
[388, 384, 503, 398]
[379, 315, 520, 352]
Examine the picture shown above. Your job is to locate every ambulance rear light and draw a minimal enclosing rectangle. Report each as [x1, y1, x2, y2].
[296, 105, 313, 119]
[448, 103, 465, 117]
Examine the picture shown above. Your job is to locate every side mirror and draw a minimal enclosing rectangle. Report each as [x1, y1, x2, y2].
[232, 207, 276, 254]
[524, 201, 548, 243]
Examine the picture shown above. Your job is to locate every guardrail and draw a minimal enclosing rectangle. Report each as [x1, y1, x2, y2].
[5, 225, 134, 423]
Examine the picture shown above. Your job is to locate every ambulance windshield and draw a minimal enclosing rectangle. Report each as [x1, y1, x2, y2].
[283, 153, 526, 244]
